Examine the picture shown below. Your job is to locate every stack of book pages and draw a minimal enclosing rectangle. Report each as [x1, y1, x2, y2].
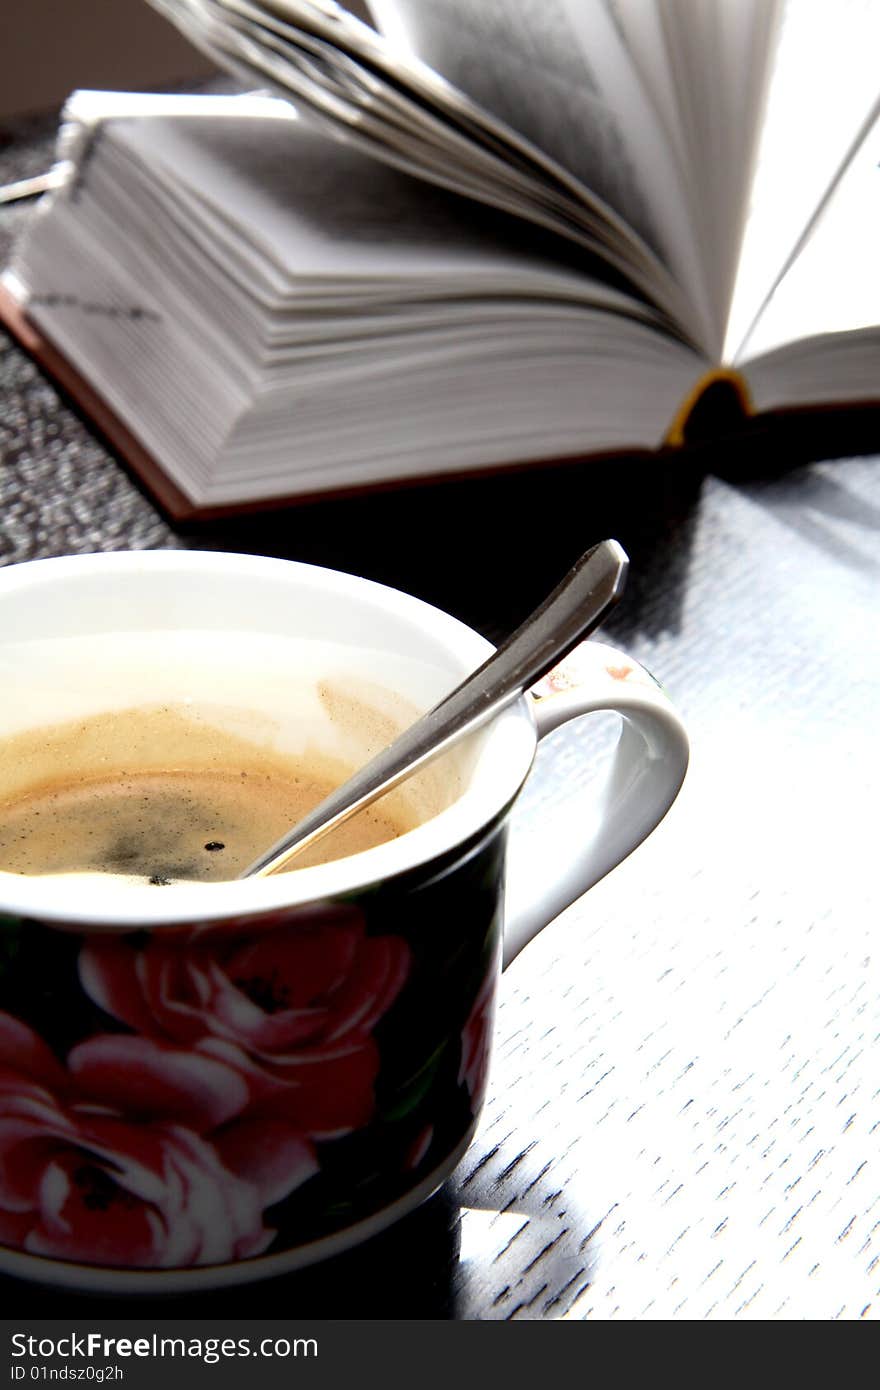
[2, 0, 878, 516]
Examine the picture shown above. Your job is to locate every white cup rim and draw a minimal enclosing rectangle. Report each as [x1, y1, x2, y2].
[0, 550, 537, 929]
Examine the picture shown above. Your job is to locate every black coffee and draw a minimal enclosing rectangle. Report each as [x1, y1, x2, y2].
[0, 768, 408, 881]
[0, 704, 414, 882]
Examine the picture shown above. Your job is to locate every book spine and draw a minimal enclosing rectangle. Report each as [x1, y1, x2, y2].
[665, 368, 753, 447]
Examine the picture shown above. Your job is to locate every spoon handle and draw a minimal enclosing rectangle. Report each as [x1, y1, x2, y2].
[242, 538, 628, 877]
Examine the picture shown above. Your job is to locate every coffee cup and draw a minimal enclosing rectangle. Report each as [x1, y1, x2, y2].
[0, 550, 687, 1292]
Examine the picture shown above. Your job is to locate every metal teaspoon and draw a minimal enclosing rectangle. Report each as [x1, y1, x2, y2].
[240, 538, 628, 878]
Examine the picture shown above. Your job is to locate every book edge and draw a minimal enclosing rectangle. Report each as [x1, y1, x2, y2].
[0, 283, 664, 521]
[6, 281, 878, 520]
[0, 279, 202, 522]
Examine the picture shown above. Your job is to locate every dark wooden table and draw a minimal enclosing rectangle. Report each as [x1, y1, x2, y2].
[2, 110, 879, 1321]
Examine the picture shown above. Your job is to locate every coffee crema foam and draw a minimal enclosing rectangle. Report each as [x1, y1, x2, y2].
[0, 703, 419, 883]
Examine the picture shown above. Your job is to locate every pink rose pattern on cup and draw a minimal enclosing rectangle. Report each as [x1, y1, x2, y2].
[78, 906, 411, 1141]
[0, 1011, 316, 1267]
[0, 880, 503, 1271]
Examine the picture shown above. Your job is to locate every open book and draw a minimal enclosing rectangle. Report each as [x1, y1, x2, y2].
[2, 0, 878, 517]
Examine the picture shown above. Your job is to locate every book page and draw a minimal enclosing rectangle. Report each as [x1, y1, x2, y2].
[602, 1, 689, 176]
[149, 0, 698, 328]
[725, 0, 880, 362]
[736, 107, 880, 364]
[646, 0, 783, 360]
[368, 0, 715, 348]
[116, 116, 609, 298]
[45, 103, 658, 324]
[5, 119, 705, 506]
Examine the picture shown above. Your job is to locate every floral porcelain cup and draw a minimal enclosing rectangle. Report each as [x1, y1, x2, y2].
[0, 550, 688, 1292]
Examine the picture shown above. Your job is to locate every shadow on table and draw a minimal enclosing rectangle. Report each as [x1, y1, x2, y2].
[0, 1174, 606, 1320]
[708, 407, 880, 576]
[0, 1187, 463, 1320]
[168, 404, 880, 651]
[173, 449, 707, 649]
[706, 403, 880, 483]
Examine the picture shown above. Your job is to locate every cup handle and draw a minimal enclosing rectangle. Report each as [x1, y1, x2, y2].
[502, 640, 689, 966]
